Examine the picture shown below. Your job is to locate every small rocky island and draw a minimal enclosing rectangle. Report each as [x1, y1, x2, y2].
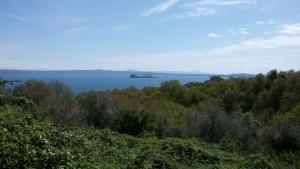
[130, 74, 158, 78]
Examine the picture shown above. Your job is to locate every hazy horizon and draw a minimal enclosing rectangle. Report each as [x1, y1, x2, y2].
[1, 0, 300, 74]
[1, 68, 292, 75]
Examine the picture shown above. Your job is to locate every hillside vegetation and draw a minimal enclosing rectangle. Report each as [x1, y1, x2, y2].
[1, 69, 300, 168]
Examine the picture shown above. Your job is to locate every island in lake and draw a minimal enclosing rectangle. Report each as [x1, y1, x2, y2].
[130, 74, 158, 78]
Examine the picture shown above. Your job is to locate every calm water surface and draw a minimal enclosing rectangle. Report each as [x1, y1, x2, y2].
[1, 74, 211, 93]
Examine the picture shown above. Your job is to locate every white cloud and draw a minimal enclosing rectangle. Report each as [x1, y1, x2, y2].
[41, 25, 300, 73]
[256, 19, 275, 25]
[185, 0, 256, 7]
[165, 7, 216, 20]
[143, 0, 179, 16]
[171, 0, 255, 20]
[112, 25, 135, 30]
[226, 28, 249, 36]
[208, 33, 222, 38]
[94, 44, 300, 74]
[213, 23, 300, 54]
[63, 26, 88, 37]
[212, 35, 300, 54]
[278, 23, 300, 35]
[0, 12, 29, 22]
[238, 28, 249, 34]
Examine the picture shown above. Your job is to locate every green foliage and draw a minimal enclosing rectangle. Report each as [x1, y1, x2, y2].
[208, 76, 224, 82]
[187, 103, 228, 143]
[159, 80, 188, 105]
[0, 79, 21, 95]
[77, 90, 115, 128]
[161, 139, 220, 165]
[229, 112, 261, 153]
[114, 109, 157, 136]
[268, 76, 287, 113]
[2, 69, 300, 168]
[241, 154, 273, 169]
[0, 95, 35, 109]
[12, 79, 53, 106]
[187, 103, 261, 153]
[65, 129, 281, 168]
[0, 79, 22, 87]
[219, 134, 239, 153]
[0, 79, 34, 108]
[11, 80, 86, 126]
[276, 122, 300, 151]
[0, 106, 83, 168]
[47, 80, 85, 127]
[277, 152, 300, 168]
[0, 104, 298, 168]
[130, 146, 177, 169]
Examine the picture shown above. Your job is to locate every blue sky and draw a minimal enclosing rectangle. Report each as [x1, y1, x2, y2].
[0, 0, 300, 74]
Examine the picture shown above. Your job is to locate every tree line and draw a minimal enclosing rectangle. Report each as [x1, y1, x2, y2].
[1, 69, 299, 155]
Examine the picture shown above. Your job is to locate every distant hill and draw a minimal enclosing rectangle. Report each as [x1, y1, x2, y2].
[0, 69, 255, 78]
[225, 73, 256, 78]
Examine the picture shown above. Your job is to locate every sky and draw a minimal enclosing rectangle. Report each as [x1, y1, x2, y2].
[0, 0, 300, 74]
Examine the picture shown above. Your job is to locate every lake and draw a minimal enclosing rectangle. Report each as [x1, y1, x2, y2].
[1, 73, 211, 93]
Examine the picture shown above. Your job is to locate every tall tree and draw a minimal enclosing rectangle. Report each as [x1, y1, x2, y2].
[77, 91, 115, 128]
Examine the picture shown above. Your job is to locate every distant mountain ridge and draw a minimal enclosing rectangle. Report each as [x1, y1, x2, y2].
[0, 69, 255, 78]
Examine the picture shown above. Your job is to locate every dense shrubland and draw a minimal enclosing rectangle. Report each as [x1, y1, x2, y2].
[1, 69, 300, 168]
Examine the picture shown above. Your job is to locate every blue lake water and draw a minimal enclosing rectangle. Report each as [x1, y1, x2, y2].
[1, 73, 211, 93]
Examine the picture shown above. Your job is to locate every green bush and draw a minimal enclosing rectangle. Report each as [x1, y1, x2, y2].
[0, 105, 83, 168]
[114, 109, 157, 136]
[241, 154, 273, 169]
[0, 105, 295, 168]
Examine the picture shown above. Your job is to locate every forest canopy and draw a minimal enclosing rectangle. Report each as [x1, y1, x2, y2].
[1, 69, 300, 168]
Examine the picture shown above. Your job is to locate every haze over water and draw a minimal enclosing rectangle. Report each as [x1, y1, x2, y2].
[2, 73, 211, 93]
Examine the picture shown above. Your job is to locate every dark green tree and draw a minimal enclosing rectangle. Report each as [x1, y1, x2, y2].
[77, 91, 114, 128]
[208, 76, 224, 82]
[12, 80, 53, 106]
[159, 80, 188, 105]
[114, 109, 157, 136]
[187, 103, 228, 142]
[47, 81, 85, 127]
